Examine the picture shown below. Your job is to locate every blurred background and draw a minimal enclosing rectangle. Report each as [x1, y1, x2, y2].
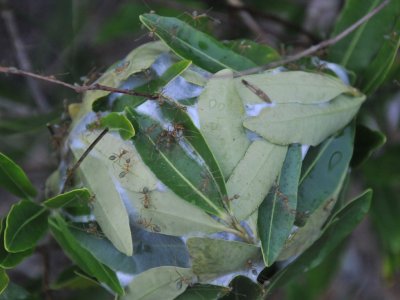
[0, 0, 399, 299]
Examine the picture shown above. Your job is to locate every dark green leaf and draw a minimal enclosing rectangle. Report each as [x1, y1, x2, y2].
[49, 215, 124, 296]
[362, 18, 400, 94]
[50, 266, 98, 290]
[258, 144, 302, 266]
[0, 282, 30, 300]
[220, 276, 264, 300]
[224, 39, 280, 66]
[43, 188, 91, 209]
[265, 189, 372, 294]
[139, 14, 257, 72]
[126, 109, 228, 219]
[296, 125, 355, 226]
[0, 269, 8, 294]
[0, 152, 37, 199]
[351, 124, 386, 168]
[0, 219, 33, 269]
[328, 0, 400, 76]
[112, 60, 191, 111]
[99, 113, 135, 140]
[175, 284, 230, 300]
[0, 112, 58, 135]
[5, 200, 48, 252]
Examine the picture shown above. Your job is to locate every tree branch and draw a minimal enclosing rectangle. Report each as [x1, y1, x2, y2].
[234, 0, 390, 77]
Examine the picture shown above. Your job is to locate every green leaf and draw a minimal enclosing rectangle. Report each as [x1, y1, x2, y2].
[258, 144, 302, 266]
[0, 111, 58, 135]
[83, 41, 169, 111]
[221, 276, 264, 300]
[224, 39, 280, 66]
[69, 226, 136, 274]
[49, 215, 124, 296]
[0, 219, 33, 269]
[123, 266, 195, 300]
[228, 140, 288, 220]
[265, 190, 372, 295]
[296, 125, 355, 226]
[175, 284, 230, 300]
[112, 59, 192, 111]
[0, 282, 30, 300]
[187, 237, 262, 281]
[127, 109, 228, 219]
[197, 69, 250, 178]
[328, 0, 400, 75]
[51, 266, 97, 290]
[5, 200, 48, 252]
[0, 152, 37, 199]
[139, 14, 257, 73]
[243, 93, 364, 146]
[71, 143, 133, 256]
[362, 18, 400, 94]
[0, 269, 9, 294]
[99, 113, 135, 140]
[351, 124, 386, 168]
[43, 188, 91, 209]
[236, 71, 354, 105]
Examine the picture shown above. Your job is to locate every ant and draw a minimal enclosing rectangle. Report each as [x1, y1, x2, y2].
[140, 187, 155, 209]
[199, 171, 211, 193]
[137, 217, 161, 233]
[182, 9, 221, 26]
[175, 269, 195, 290]
[119, 158, 133, 178]
[109, 149, 129, 164]
[114, 61, 130, 74]
[245, 259, 258, 276]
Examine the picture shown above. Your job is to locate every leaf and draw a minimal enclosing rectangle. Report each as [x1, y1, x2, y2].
[126, 109, 228, 219]
[0, 219, 33, 269]
[328, 0, 400, 75]
[220, 276, 264, 300]
[49, 215, 124, 296]
[99, 113, 135, 140]
[71, 145, 133, 256]
[50, 266, 97, 290]
[243, 93, 364, 146]
[82, 41, 169, 111]
[362, 18, 400, 94]
[69, 226, 136, 274]
[43, 188, 91, 209]
[235, 71, 354, 105]
[351, 124, 386, 168]
[258, 144, 302, 266]
[0, 269, 9, 294]
[4, 200, 48, 252]
[0, 111, 58, 135]
[175, 284, 230, 300]
[0, 152, 37, 199]
[228, 140, 288, 220]
[123, 266, 195, 300]
[265, 190, 372, 295]
[197, 69, 250, 178]
[112, 59, 192, 111]
[187, 237, 262, 281]
[296, 125, 355, 226]
[0, 282, 30, 300]
[224, 39, 280, 66]
[139, 14, 257, 73]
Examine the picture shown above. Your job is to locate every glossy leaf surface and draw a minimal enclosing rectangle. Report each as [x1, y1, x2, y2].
[139, 14, 257, 72]
[0, 153, 37, 199]
[5, 200, 48, 252]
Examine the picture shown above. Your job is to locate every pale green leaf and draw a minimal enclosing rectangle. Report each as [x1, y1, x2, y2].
[235, 71, 354, 105]
[187, 237, 262, 281]
[243, 94, 365, 146]
[43, 188, 91, 209]
[123, 267, 195, 300]
[197, 69, 250, 178]
[228, 140, 287, 220]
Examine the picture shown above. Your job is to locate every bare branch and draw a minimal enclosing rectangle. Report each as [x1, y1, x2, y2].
[234, 0, 390, 77]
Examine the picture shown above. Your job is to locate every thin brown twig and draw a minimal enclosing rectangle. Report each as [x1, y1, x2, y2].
[61, 128, 109, 193]
[234, 0, 390, 77]
[1, 5, 50, 112]
[0, 66, 160, 99]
